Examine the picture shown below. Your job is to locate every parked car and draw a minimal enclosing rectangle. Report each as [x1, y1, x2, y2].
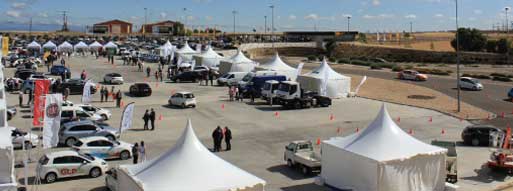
[55, 78, 97, 95]
[103, 73, 124, 84]
[28, 73, 55, 84]
[60, 106, 103, 124]
[59, 120, 120, 147]
[193, 66, 210, 73]
[168, 92, 197, 108]
[75, 104, 112, 120]
[217, 72, 247, 86]
[170, 71, 201, 83]
[129, 83, 152, 97]
[72, 136, 132, 160]
[431, 140, 458, 183]
[15, 69, 35, 80]
[284, 140, 321, 175]
[7, 106, 17, 120]
[397, 70, 428, 81]
[461, 125, 503, 146]
[459, 77, 483, 91]
[8, 126, 39, 149]
[50, 65, 71, 75]
[37, 151, 108, 183]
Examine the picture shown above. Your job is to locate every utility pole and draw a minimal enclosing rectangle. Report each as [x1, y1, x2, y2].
[59, 11, 69, 32]
[410, 22, 413, 34]
[183, 8, 187, 38]
[269, 4, 275, 48]
[455, 0, 461, 112]
[347, 15, 352, 32]
[29, 17, 32, 39]
[506, 7, 510, 66]
[232, 10, 237, 34]
[264, 16, 267, 35]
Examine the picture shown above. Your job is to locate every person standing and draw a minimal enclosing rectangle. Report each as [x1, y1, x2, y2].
[149, 108, 156, 131]
[154, 71, 159, 81]
[63, 88, 70, 101]
[80, 70, 87, 80]
[100, 86, 104, 102]
[60, 58, 65, 66]
[103, 87, 109, 102]
[224, 127, 232, 151]
[132, 143, 139, 164]
[18, 91, 23, 106]
[209, 70, 214, 86]
[146, 66, 151, 77]
[235, 87, 240, 101]
[142, 110, 150, 130]
[229, 86, 234, 101]
[159, 70, 163, 82]
[139, 141, 146, 162]
[115, 90, 122, 108]
[212, 126, 221, 152]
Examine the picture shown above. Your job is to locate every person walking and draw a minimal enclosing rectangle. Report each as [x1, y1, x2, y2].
[146, 66, 151, 77]
[63, 88, 70, 101]
[209, 70, 214, 86]
[132, 143, 139, 164]
[103, 87, 109, 102]
[80, 70, 87, 80]
[111, 86, 115, 101]
[100, 86, 104, 102]
[149, 108, 156, 131]
[235, 87, 240, 101]
[224, 126, 232, 151]
[154, 71, 159, 81]
[60, 58, 65, 66]
[142, 110, 150, 130]
[159, 70, 163, 82]
[212, 126, 221, 152]
[115, 90, 122, 108]
[139, 141, 146, 162]
[18, 91, 23, 107]
[229, 86, 234, 101]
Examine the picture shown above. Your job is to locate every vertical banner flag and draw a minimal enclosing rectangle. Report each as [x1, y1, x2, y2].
[196, 44, 202, 53]
[354, 76, 368, 95]
[177, 55, 183, 67]
[191, 59, 196, 70]
[296, 63, 304, 81]
[81, 80, 93, 103]
[321, 62, 330, 96]
[33, 79, 51, 126]
[504, 127, 511, 149]
[170, 47, 175, 61]
[43, 94, 62, 148]
[119, 102, 135, 135]
[2, 36, 8, 56]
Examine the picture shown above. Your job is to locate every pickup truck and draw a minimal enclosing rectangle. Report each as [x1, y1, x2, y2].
[284, 140, 321, 175]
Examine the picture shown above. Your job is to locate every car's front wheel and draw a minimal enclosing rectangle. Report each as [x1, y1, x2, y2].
[45, 172, 57, 183]
[89, 167, 102, 178]
[106, 135, 115, 141]
[65, 137, 77, 147]
[120, 150, 130, 160]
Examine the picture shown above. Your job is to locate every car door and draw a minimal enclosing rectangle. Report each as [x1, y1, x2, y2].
[100, 140, 116, 158]
[403, 71, 413, 80]
[76, 110, 92, 121]
[479, 128, 491, 146]
[75, 125, 97, 139]
[86, 140, 110, 158]
[460, 79, 471, 89]
[69, 156, 90, 176]
[175, 94, 184, 105]
[54, 156, 81, 178]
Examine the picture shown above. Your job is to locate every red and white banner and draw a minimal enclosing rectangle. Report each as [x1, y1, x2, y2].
[33, 79, 51, 126]
[43, 94, 62, 148]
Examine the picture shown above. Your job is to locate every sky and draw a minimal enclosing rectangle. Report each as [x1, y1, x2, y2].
[0, 0, 512, 32]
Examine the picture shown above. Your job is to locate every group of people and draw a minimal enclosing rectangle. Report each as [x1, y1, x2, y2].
[131, 141, 146, 164]
[99, 86, 123, 107]
[212, 126, 232, 152]
[142, 109, 157, 131]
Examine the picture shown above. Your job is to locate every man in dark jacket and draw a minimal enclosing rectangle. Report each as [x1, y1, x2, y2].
[212, 126, 222, 152]
[115, 90, 122, 107]
[149, 108, 156, 130]
[142, 110, 150, 130]
[224, 127, 232, 151]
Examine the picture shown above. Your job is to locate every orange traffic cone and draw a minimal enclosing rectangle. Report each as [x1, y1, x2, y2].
[441, 129, 445, 135]
[356, 127, 359, 133]
[397, 117, 400, 123]
[316, 138, 321, 145]
[159, 114, 163, 121]
[329, 114, 334, 121]
[429, 116, 433, 123]
[221, 104, 225, 110]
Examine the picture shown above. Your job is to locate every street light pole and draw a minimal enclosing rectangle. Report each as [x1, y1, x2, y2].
[455, 0, 461, 112]
[269, 5, 275, 48]
[410, 21, 413, 34]
[232, 10, 237, 34]
[264, 16, 267, 35]
[506, 7, 510, 66]
[347, 16, 351, 32]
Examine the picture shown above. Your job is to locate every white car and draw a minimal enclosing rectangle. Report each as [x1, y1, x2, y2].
[168, 92, 197, 108]
[103, 73, 124, 84]
[72, 136, 132, 160]
[8, 126, 39, 149]
[76, 104, 112, 120]
[459, 77, 483, 91]
[61, 106, 104, 122]
[38, 150, 109, 183]
[28, 74, 55, 84]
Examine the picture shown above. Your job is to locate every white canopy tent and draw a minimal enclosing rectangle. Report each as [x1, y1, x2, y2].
[193, 46, 225, 69]
[88, 41, 103, 50]
[255, 53, 297, 81]
[103, 41, 118, 49]
[0, 127, 16, 191]
[42, 41, 57, 51]
[296, 59, 351, 98]
[116, 119, 265, 191]
[219, 50, 257, 75]
[57, 41, 73, 52]
[26, 41, 41, 50]
[159, 41, 175, 58]
[73, 41, 89, 51]
[175, 41, 199, 62]
[320, 105, 447, 191]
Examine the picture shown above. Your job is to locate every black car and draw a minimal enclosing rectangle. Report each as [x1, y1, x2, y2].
[55, 78, 97, 95]
[461, 125, 503, 146]
[7, 106, 16, 120]
[171, 71, 201, 83]
[129, 83, 152, 97]
[15, 69, 35, 80]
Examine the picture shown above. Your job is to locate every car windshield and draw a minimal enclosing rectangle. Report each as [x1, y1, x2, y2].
[111, 73, 122, 77]
[242, 73, 253, 82]
[79, 153, 95, 161]
[278, 83, 290, 92]
[184, 94, 195, 98]
[263, 83, 271, 90]
[220, 73, 230, 78]
[469, 78, 480, 84]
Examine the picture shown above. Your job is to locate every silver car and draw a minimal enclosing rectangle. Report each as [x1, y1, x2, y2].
[59, 120, 120, 147]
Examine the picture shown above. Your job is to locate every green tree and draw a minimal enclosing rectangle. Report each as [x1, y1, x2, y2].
[497, 38, 511, 54]
[325, 39, 338, 57]
[450, 28, 487, 52]
[486, 40, 498, 52]
[357, 33, 367, 43]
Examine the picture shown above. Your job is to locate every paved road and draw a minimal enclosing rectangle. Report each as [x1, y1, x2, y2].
[309, 64, 513, 128]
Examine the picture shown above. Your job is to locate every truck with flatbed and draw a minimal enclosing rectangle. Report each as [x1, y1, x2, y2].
[284, 140, 321, 175]
[274, 81, 331, 109]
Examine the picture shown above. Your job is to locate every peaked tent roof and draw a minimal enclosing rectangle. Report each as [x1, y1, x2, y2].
[74, 41, 89, 49]
[88, 41, 103, 48]
[303, 58, 349, 80]
[121, 119, 265, 190]
[26, 41, 41, 49]
[324, 104, 446, 162]
[176, 41, 196, 54]
[42, 41, 57, 49]
[103, 41, 118, 49]
[229, 50, 254, 64]
[58, 41, 73, 49]
[199, 46, 224, 59]
[257, 53, 295, 71]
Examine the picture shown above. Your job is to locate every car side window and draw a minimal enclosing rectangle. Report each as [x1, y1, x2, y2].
[76, 110, 90, 118]
[99, 140, 113, 147]
[87, 141, 102, 147]
[53, 156, 70, 164]
[62, 111, 74, 118]
[69, 156, 85, 164]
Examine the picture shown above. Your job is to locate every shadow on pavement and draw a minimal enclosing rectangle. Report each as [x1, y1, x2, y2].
[267, 165, 313, 180]
[89, 186, 108, 191]
[460, 165, 509, 184]
[280, 183, 333, 191]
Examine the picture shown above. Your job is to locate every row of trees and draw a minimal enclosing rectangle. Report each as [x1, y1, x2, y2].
[450, 28, 511, 54]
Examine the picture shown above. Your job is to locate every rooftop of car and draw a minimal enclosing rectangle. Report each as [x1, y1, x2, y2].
[63, 120, 95, 127]
[78, 136, 109, 143]
[176, 91, 193, 94]
[46, 150, 80, 158]
[465, 124, 498, 129]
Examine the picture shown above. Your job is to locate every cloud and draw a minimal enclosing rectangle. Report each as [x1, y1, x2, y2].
[363, 14, 394, 19]
[11, 2, 27, 9]
[372, 0, 380, 6]
[159, 12, 167, 19]
[342, 14, 352, 18]
[434, 13, 444, 18]
[289, 14, 297, 20]
[304, 14, 318, 20]
[6, 10, 21, 18]
[39, 12, 48, 18]
[473, 9, 483, 15]
[405, 14, 417, 19]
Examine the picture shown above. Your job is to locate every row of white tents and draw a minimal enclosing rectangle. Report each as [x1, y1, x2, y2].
[169, 41, 351, 98]
[26, 41, 118, 52]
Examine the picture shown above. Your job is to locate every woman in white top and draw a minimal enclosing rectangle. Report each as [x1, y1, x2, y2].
[139, 141, 146, 162]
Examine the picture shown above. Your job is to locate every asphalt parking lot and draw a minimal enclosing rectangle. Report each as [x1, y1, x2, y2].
[5, 55, 509, 191]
